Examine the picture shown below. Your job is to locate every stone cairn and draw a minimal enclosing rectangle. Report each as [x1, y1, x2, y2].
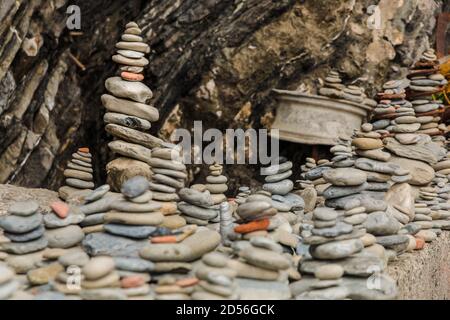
[79, 256, 124, 300]
[79, 185, 113, 234]
[102, 176, 164, 240]
[139, 228, 222, 299]
[205, 163, 228, 205]
[318, 70, 377, 108]
[408, 48, 448, 145]
[178, 185, 218, 226]
[192, 252, 238, 300]
[102, 21, 162, 190]
[235, 186, 251, 205]
[44, 201, 85, 250]
[148, 147, 187, 230]
[0, 200, 47, 255]
[58, 147, 94, 201]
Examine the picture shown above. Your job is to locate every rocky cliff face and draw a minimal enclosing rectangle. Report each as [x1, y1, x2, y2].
[0, 0, 445, 193]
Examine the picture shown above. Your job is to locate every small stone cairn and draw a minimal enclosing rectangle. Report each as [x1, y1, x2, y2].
[58, 147, 94, 201]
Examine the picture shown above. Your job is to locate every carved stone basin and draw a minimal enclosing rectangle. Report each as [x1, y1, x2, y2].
[271, 89, 373, 145]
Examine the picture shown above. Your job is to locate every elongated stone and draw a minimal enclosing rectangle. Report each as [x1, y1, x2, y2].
[105, 77, 152, 103]
[322, 183, 368, 199]
[110, 200, 161, 212]
[139, 230, 221, 262]
[104, 224, 158, 239]
[178, 202, 217, 220]
[104, 112, 151, 131]
[0, 213, 43, 234]
[112, 55, 149, 67]
[101, 94, 159, 122]
[115, 41, 150, 53]
[148, 158, 186, 171]
[0, 237, 48, 254]
[4, 225, 45, 242]
[153, 174, 184, 189]
[68, 162, 93, 173]
[104, 212, 164, 226]
[106, 124, 164, 149]
[178, 189, 213, 207]
[64, 169, 93, 181]
[108, 140, 152, 163]
[8, 200, 39, 216]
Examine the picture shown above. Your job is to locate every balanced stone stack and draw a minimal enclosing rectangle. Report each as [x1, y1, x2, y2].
[205, 163, 228, 205]
[193, 252, 238, 300]
[178, 187, 217, 226]
[318, 70, 376, 107]
[148, 147, 187, 229]
[139, 229, 221, 280]
[80, 256, 127, 300]
[262, 157, 294, 196]
[0, 200, 47, 255]
[318, 70, 345, 99]
[53, 249, 90, 295]
[234, 193, 278, 239]
[371, 79, 419, 136]
[44, 201, 85, 249]
[103, 176, 164, 241]
[300, 157, 317, 175]
[330, 136, 354, 168]
[407, 49, 448, 145]
[58, 147, 95, 201]
[0, 263, 19, 300]
[294, 206, 395, 300]
[231, 237, 292, 299]
[102, 21, 162, 190]
[79, 185, 114, 234]
[235, 186, 251, 205]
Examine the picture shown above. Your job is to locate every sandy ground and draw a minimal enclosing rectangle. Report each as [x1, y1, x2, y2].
[0, 184, 59, 216]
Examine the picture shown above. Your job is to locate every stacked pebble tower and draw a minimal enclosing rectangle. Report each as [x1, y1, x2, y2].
[407, 48, 448, 145]
[193, 252, 238, 300]
[148, 146, 187, 229]
[103, 177, 164, 240]
[178, 187, 217, 226]
[262, 157, 294, 196]
[318, 70, 345, 99]
[205, 163, 228, 205]
[58, 147, 95, 200]
[234, 193, 277, 239]
[102, 21, 163, 190]
[370, 79, 417, 136]
[80, 256, 125, 300]
[235, 186, 251, 205]
[79, 185, 113, 234]
[0, 200, 47, 255]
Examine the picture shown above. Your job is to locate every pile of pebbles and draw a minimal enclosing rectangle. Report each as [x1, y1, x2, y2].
[102, 22, 163, 190]
[0, 200, 47, 255]
[148, 146, 187, 229]
[407, 49, 448, 145]
[178, 187, 218, 226]
[58, 147, 94, 201]
[205, 163, 228, 205]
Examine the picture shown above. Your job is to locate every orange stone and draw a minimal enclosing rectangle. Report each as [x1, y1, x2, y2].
[121, 71, 144, 81]
[175, 277, 199, 287]
[78, 147, 89, 153]
[50, 201, 70, 219]
[151, 235, 177, 243]
[414, 237, 425, 250]
[121, 275, 146, 288]
[234, 219, 270, 234]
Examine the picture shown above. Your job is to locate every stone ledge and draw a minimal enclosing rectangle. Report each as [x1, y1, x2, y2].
[387, 231, 450, 299]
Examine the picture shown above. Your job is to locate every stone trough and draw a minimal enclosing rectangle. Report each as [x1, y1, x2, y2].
[271, 90, 373, 145]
